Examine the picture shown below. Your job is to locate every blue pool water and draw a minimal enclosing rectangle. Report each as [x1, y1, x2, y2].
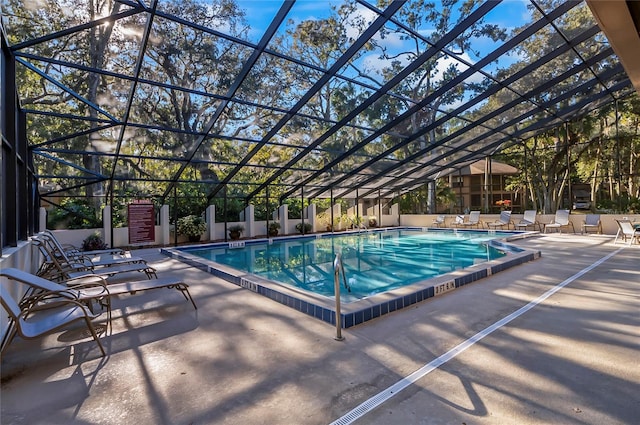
[187, 229, 514, 300]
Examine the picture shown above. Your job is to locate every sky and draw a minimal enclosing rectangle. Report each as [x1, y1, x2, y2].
[238, 0, 531, 44]
[235, 0, 532, 77]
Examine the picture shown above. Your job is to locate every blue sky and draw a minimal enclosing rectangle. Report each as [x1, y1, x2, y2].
[237, 0, 531, 44]
[233, 0, 534, 101]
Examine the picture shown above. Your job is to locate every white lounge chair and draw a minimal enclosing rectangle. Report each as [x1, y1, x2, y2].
[544, 210, 575, 234]
[451, 215, 465, 227]
[614, 220, 639, 245]
[0, 284, 105, 357]
[42, 230, 126, 257]
[581, 214, 602, 235]
[33, 238, 157, 282]
[432, 215, 446, 227]
[514, 210, 541, 231]
[36, 232, 145, 267]
[487, 210, 513, 230]
[457, 211, 481, 228]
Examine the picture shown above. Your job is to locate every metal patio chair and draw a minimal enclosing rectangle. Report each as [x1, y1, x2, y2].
[614, 219, 639, 245]
[454, 211, 481, 229]
[514, 210, 541, 231]
[432, 215, 446, 227]
[0, 284, 106, 357]
[1, 268, 197, 334]
[544, 210, 575, 234]
[33, 237, 157, 282]
[487, 210, 513, 230]
[581, 214, 602, 234]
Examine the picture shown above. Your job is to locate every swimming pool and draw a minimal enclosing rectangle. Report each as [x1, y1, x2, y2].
[162, 228, 540, 328]
[186, 229, 511, 301]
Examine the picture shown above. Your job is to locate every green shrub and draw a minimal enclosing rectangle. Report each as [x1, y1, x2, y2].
[82, 233, 108, 251]
[177, 215, 206, 237]
[295, 222, 313, 234]
[48, 198, 102, 229]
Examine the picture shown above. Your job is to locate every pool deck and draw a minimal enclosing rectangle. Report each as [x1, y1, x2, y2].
[1, 234, 639, 424]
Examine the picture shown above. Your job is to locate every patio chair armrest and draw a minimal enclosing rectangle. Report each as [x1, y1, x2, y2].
[63, 275, 109, 292]
[63, 274, 107, 286]
[19, 287, 82, 311]
[20, 296, 99, 321]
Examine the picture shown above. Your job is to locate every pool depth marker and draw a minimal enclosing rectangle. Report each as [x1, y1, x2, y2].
[330, 247, 625, 425]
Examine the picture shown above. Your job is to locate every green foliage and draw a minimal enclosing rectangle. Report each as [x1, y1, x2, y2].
[597, 196, 640, 214]
[295, 222, 313, 234]
[436, 180, 457, 212]
[394, 184, 429, 214]
[47, 198, 102, 229]
[168, 183, 208, 222]
[8, 0, 639, 219]
[228, 224, 244, 233]
[267, 221, 280, 236]
[283, 198, 311, 220]
[316, 210, 340, 230]
[211, 196, 245, 223]
[177, 215, 206, 237]
[268, 222, 280, 230]
[339, 214, 362, 228]
[496, 94, 640, 214]
[228, 224, 244, 239]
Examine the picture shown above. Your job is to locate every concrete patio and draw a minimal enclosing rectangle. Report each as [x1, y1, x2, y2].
[1, 234, 638, 424]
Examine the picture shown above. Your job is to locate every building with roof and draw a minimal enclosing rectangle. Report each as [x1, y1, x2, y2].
[440, 158, 520, 214]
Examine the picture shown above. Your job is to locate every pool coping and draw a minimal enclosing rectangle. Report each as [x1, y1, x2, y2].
[161, 227, 541, 328]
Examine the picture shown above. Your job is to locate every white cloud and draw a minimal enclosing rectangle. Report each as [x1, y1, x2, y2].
[432, 53, 474, 81]
[361, 52, 411, 76]
[343, 3, 405, 49]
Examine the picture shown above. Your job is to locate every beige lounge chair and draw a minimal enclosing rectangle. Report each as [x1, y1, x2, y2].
[0, 284, 105, 357]
[614, 220, 639, 245]
[514, 210, 541, 231]
[581, 214, 602, 234]
[487, 210, 513, 230]
[544, 210, 575, 234]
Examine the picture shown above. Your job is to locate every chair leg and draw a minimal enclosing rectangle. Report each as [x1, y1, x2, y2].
[181, 286, 197, 309]
[0, 321, 18, 355]
[83, 316, 106, 356]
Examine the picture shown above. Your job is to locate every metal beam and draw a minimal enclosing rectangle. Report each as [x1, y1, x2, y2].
[205, 0, 407, 201]
[10, 7, 144, 51]
[16, 57, 120, 123]
[366, 78, 633, 199]
[298, 9, 598, 201]
[160, 0, 296, 202]
[106, 0, 159, 198]
[309, 26, 610, 200]
[246, 0, 499, 202]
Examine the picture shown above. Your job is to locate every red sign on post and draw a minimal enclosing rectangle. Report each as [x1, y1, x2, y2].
[128, 202, 155, 245]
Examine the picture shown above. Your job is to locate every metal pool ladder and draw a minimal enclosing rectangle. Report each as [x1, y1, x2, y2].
[333, 253, 350, 340]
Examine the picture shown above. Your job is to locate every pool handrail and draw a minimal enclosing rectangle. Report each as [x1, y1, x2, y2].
[333, 253, 349, 341]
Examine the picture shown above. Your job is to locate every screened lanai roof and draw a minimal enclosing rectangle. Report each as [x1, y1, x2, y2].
[2, 0, 638, 204]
